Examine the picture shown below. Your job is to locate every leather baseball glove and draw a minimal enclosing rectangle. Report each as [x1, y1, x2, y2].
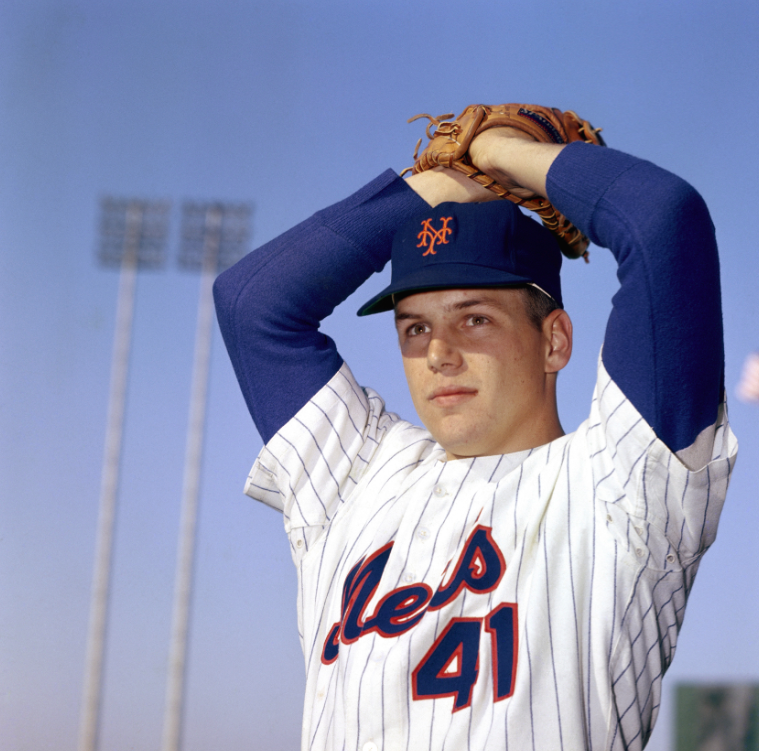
[403, 104, 605, 259]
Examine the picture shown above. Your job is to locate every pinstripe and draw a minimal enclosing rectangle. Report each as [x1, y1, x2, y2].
[309, 662, 340, 749]
[428, 660, 438, 749]
[355, 637, 377, 744]
[417, 464, 473, 584]
[652, 578, 684, 627]
[542, 513, 566, 751]
[605, 395, 626, 429]
[617, 560, 651, 658]
[452, 469, 480, 552]
[286, 477, 313, 527]
[325, 382, 370, 441]
[598, 376, 613, 402]
[261, 445, 293, 486]
[586, 471, 598, 745]
[607, 541, 618, 669]
[488, 454, 505, 481]
[524, 606, 537, 751]
[299, 558, 306, 643]
[563, 444, 582, 665]
[294, 416, 352, 500]
[608, 708, 621, 751]
[616, 637, 665, 742]
[699, 464, 712, 544]
[335, 369, 368, 413]
[663, 452, 672, 528]
[590, 445, 609, 460]
[381, 652, 387, 751]
[621, 438, 652, 490]
[614, 585, 678, 703]
[405, 635, 414, 751]
[278, 434, 332, 516]
[513, 460, 524, 549]
[400, 474, 444, 576]
[312, 401, 369, 467]
[595, 467, 614, 486]
[363, 440, 437, 490]
[677, 473, 690, 550]
[642, 456, 649, 519]
[309, 528, 342, 644]
[247, 480, 281, 497]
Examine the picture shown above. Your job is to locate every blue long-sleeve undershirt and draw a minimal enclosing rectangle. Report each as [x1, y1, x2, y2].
[547, 143, 723, 451]
[214, 143, 723, 452]
[213, 171, 428, 442]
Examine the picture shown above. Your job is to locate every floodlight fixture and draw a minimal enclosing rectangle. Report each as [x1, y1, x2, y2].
[177, 201, 252, 272]
[98, 197, 171, 269]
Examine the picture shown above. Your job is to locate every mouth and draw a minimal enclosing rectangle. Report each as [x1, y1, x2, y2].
[428, 386, 478, 407]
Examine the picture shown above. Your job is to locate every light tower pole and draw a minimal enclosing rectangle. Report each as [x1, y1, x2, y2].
[79, 198, 170, 751]
[161, 201, 252, 751]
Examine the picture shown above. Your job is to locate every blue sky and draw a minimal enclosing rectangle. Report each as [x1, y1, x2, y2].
[1, 1, 758, 749]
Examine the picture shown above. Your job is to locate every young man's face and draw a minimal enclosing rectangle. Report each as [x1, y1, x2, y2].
[394, 287, 570, 460]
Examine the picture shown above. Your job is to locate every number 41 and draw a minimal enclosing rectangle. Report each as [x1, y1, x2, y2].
[412, 603, 518, 712]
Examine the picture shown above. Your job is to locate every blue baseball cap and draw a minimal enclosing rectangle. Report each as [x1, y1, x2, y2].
[357, 200, 563, 316]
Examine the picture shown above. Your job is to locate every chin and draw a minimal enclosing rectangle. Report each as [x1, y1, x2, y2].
[434, 431, 493, 460]
[419, 411, 505, 457]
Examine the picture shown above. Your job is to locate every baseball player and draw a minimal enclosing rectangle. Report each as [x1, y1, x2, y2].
[214, 104, 737, 751]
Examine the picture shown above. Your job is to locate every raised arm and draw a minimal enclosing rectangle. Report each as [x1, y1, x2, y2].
[461, 129, 723, 453]
[213, 170, 431, 443]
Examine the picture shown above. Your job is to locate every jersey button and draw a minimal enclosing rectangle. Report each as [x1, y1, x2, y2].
[362, 742, 378, 751]
[403, 572, 416, 583]
[433, 485, 446, 497]
[417, 527, 430, 540]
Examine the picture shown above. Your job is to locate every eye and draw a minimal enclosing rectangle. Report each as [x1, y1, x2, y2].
[406, 322, 430, 337]
[466, 315, 489, 327]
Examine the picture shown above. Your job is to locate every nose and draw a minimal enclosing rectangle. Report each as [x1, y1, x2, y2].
[427, 335, 463, 373]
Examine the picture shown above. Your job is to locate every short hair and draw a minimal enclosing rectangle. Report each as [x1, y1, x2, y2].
[518, 285, 560, 331]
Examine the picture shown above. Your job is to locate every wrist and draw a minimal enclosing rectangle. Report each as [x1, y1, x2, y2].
[469, 128, 533, 172]
[469, 129, 564, 199]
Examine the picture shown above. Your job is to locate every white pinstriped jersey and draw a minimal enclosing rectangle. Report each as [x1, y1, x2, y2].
[245, 356, 736, 751]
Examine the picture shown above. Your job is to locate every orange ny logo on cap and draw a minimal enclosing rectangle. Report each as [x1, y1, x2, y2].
[417, 217, 453, 256]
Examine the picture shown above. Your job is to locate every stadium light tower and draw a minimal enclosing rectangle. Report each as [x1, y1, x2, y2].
[79, 198, 170, 751]
[161, 201, 252, 751]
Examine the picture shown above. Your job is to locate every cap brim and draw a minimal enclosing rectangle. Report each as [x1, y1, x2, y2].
[356, 263, 534, 316]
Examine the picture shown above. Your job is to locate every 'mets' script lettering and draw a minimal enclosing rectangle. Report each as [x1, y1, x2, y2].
[321, 525, 506, 664]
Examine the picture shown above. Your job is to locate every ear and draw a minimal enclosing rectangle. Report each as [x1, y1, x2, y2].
[542, 309, 573, 374]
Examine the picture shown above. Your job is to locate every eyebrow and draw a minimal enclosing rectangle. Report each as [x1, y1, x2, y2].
[394, 295, 507, 322]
